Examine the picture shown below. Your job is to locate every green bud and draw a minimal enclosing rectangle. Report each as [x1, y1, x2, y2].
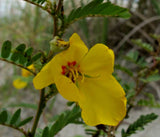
[50, 36, 69, 53]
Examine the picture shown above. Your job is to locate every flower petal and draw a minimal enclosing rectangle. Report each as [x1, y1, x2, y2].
[55, 75, 79, 102]
[80, 44, 114, 77]
[53, 33, 88, 64]
[78, 74, 126, 126]
[33, 33, 88, 90]
[22, 64, 35, 77]
[33, 62, 55, 89]
[13, 78, 27, 89]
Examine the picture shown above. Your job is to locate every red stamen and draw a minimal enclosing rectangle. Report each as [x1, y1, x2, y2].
[68, 62, 72, 66]
[72, 61, 76, 66]
[61, 66, 67, 75]
[62, 66, 66, 69]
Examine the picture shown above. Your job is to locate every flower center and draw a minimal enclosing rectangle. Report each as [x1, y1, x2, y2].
[61, 61, 84, 83]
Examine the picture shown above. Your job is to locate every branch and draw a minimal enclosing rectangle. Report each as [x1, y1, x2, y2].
[0, 58, 36, 76]
[115, 16, 160, 52]
[30, 89, 45, 137]
[0, 123, 28, 137]
[21, 0, 52, 15]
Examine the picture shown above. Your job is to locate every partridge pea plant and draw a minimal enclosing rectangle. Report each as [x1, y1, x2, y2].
[0, 0, 159, 137]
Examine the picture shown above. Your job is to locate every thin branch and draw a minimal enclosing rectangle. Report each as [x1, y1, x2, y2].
[115, 16, 160, 52]
[0, 123, 28, 137]
[56, 0, 63, 12]
[30, 89, 45, 137]
[21, 0, 52, 15]
[0, 58, 36, 76]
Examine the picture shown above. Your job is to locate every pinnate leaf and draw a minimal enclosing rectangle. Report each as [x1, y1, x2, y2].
[121, 113, 158, 137]
[65, 0, 131, 26]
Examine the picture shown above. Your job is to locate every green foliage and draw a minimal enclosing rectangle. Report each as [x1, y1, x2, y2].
[30, 0, 46, 4]
[17, 117, 33, 127]
[115, 64, 133, 76]
[151, 0, 160, 15]
[8, 102, 38, 110]
[10, 108, 21, 125]
[49, 105, 82, 137]
[32, 53, 42, 62]
[137, 93, 160, 108]
[85, 128, 97, 135]
[0, 108, 33, 128]
[125, 51, 147, 68]
[25, 47, 33, 57]
[1, 40, 12, 58]
[121, 113, 158, 137]
[132, 39, 153, 52]
[0, 40, 42, 67]
[0, 110, 8, 123]
[140, 73, 160, 83]
[16, 44, 26, 52]
[65, 0, 131, 26]
[42, 127, 50, 137]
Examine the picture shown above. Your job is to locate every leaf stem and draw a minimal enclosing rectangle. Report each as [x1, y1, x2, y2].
[0, 58, 36, 76]
[30, 89, 45, 137]
[0, 123, 28, 137]
[21, 0, 52, 15]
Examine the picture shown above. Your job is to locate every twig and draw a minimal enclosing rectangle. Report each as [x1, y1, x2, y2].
[0, 123, 28, 137]
[0, 58, 36, 76]
[30, 89, 45, 137]
[115, 16, 160, 52]
[21, 0, 52, 15]
[126, 22, 154, 44]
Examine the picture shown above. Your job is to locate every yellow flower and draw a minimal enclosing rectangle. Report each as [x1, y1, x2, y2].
[13, 64, 35, 89]
[22, 64, 35, 77]
[33, 33, 126, 126]
[13, 78, 28, 89]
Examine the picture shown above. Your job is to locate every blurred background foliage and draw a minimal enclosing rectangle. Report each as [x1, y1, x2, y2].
[0, 0, 160, 136]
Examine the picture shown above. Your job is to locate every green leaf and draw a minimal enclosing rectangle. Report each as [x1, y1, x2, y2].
[0, 110, 8, 123]
[32, 52, 42, 62]
[65, 1, 131, 26]
[19, 54, 27, 65]
[1, 40, 12, 58]
[10, 109, 21, 125]
[121, 113, 158, 137]
[16, 44, 26, 52]
[125, 51, 147, 68]
[115, 64, 133, 76]
[17, 116, 33, 127]
[25, 47, 33, 57]
[26, 59, 33, 67]
[50, 105, 81, 136]
[132, 39, 153, 52]
[137, 92, 160, 108]
[30, 0, 46, 4]
[125, 51, 139, 63]
[42, 127, 50, 137]
[140, 74, 160, 83]
[10, 52, 20, 62]
[8, 103, 38, 110]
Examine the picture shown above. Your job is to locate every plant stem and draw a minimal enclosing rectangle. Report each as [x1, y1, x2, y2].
[53, 0, 64, 37]
[21, 0, 52, 15]
[30, 89, 45, 137]
[0, 58, 36, 76]
[0, 123, 28, 137]
[53, 16, 58, 37]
